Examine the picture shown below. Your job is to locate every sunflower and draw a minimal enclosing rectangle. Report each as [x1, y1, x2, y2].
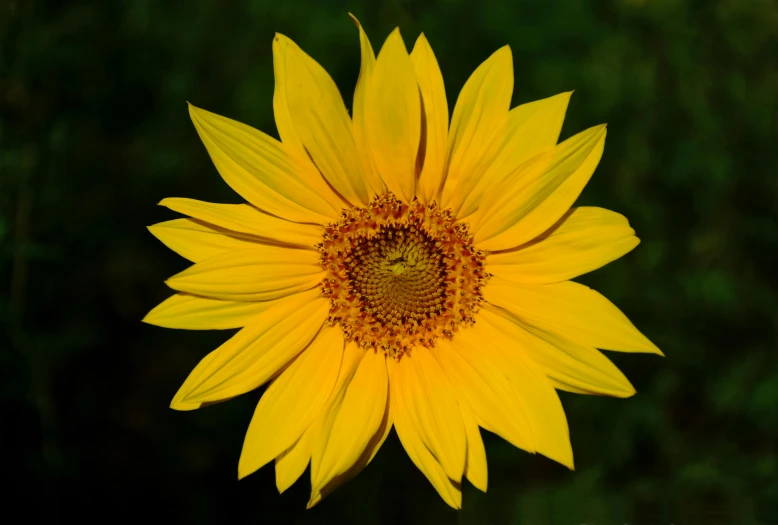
[144, 16, 661, 509]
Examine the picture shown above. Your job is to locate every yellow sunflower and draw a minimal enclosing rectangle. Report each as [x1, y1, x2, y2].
[144, 16, 661, 509]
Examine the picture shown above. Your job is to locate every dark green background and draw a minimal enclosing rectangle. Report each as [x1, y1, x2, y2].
[3, 0, 777, 523]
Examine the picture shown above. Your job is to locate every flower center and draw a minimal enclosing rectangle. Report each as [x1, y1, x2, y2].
[318, 193, 488, 358]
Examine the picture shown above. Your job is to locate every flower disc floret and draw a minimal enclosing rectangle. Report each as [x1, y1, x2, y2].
[318, 193, 489, 357]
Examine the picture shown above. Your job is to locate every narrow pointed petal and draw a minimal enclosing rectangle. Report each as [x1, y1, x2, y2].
[390, 358, 462, 509]
[272, 34, 370, 206]
[488, 207, 640, 284]
[365, 28, 421, 203]
[148, 219, 262, 263]
[165, 247, 323, 302]
[170, 289, 329, 410]
[275, 425, 315, 494]
[459, 398, 487, 492]
[464, 321, 573, 469]
[349, 14, 385, 197]
[159, 198, 322, 249]
[299, 342, 366, 505]
[489, 92, 571, 180]
[434, 337, 535, 455]
[239, 326, 344, 479]
[473, 124, 607, 251]
[484, 280, 662, 355]
[310, 349, 389, 501]
[188, 104, 341, 223]
[441, 46, 513, 214]
[459, 92, 571, 216]
[411, 33, 448, 204]
[480, 307, 637, 397]
[390, 346, 466, 481]
[143, 293, 273, 330]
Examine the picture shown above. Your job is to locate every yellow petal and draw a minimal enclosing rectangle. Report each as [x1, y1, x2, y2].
[459, 398, 487, 492]
[148, 218, 257, 263]
[365, 28, 421, 203]
[441, 46, 513, 214]
[434, 336, 535, 455]
[463, 321, 573, 469]
[165, 247, 323, 302]
[143, 293, 272, 330]
[275, 424, 315, 494]
[272, 34, 370, 206]
[239, 326, 344, 479]
[389, 358, 462, 509]
[310, 349, 389, 503]
[480, 307, 636, 398]
[484, 280, 663, 355]
[390, 346, 466, 481]
[159, 198, 322, 249]
[188, 104, 340, 223]
[472, 124, 607, 251]
[410, 33, 448, 204]
[489, 92, 571, 179]
[170, 289, 329, 410]
[366, 396, 393, 465]
[290, 342, 366, 503]
[488, 207, 640, 284]
[348, 14, 385, 197]
[459, 92, 571, 216]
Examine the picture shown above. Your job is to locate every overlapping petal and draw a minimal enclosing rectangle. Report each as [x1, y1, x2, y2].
[170, 289, 329, 410]
[390, 346, 466, 482]
[488, 206, 640, 284]
[349, 15, 385, 196]
[239, 326, 344, 479]
[479, 307, 636, 397]
[484, 280, 662, 355]
[459, 396, 487, 492]
[390, 355, 462, 509]
[309, 347, 390, 507]
[273, 34, 370, 206]
[148, 219, 260, 263]
[411, 33, 448, 204]
[460, 321, 573, 468]
[441, 46, 513, 215]
[471, 124, 607, 251]
[275, 425, 315, 494]
[275, 341, 366, 496]
[165, 246, 323, 302]
[365, 29, 421, 203]
[188, 104, 341, 223]
[143, 293, 272, 330]
[158, 198, 323, 249]
[433, 337, 535, 455]
[458, 92, 571, 216]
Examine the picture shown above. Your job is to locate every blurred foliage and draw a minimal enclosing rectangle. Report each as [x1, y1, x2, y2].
[2, 0, 778, 523]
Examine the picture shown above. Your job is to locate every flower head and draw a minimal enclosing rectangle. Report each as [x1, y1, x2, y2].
[145, 16, 661, 509]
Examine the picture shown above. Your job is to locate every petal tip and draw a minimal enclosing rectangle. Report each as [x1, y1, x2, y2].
[238, 456, 260, 480]
[170, 397, 201, 411]
[496, 44, 513, 60]
[306, 492, 322, 509]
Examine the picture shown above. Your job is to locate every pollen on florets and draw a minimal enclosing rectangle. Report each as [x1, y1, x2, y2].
[316, 193, 489, 358]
